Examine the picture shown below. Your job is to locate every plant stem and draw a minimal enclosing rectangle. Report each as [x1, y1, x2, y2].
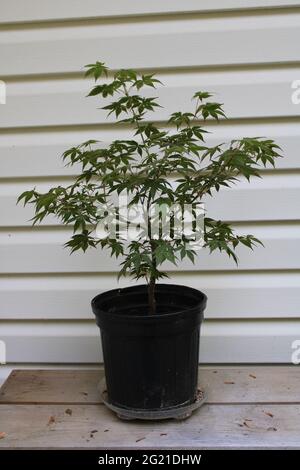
[148, 240, 157, 315]
[148, 275, 156, 315]
[122, 83, 157, 315]
[147, 191, 157, 315]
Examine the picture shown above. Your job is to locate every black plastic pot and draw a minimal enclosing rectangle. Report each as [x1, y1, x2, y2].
[92, 284, 207, 413]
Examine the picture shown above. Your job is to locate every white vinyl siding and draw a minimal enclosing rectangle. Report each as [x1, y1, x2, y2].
[0, 1, 300, 380]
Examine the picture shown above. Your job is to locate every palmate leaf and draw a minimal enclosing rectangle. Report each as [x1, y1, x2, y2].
[84, 62, 108, 80]
[17, 189, 37, 205]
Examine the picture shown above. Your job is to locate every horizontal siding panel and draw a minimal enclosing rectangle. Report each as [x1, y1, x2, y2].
[2, 70, 300, 128]
[1, 175, 299, 226]
[207, 186, 299, 222]
[0, 225, 299, 273]
[0, 144, 74, 178]
[2, 1, 300, 23]
[1, 272, 299, 320]
[1, 122, 299, 178]
[1, 320, 298, 363]
[1, 15, 300, 76]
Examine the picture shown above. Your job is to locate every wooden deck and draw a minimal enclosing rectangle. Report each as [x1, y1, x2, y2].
[0, 367, 299, 449]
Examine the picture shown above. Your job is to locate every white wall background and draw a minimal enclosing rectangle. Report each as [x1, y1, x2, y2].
[1, 0, 300, 383]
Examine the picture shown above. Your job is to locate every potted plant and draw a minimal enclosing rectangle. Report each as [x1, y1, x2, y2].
[18, 62, 281, 420]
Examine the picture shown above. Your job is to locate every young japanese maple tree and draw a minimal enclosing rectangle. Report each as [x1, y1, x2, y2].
[19, 62, 281, 314]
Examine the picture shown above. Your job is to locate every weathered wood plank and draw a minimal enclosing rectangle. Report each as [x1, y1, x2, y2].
[0, 370, 103, 404]
[0, 370, 102, 404]
[200, 367, 300, 404]
[0, 403, 299, 449]
[1, 368, 299, 405]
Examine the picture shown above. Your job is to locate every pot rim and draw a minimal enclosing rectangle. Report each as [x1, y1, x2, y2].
[91, 283, 207, 321]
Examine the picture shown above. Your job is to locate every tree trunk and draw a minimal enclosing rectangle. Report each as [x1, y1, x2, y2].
[148, 276, 156, 315]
